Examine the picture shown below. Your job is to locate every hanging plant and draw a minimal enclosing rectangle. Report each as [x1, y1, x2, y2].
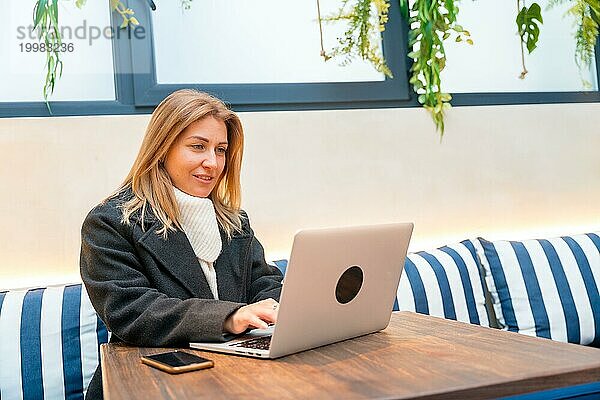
[319, 0, 393, 77]
[549, 0, 600, 86]
[402, 0, 472, 135]
[33, 0, 63, 108]
[33, 0, 139, 109]
[318, 0, 471, 135]
[508, 0, 599, 83]
[320, 0, 599, 136]
[516, 2, 543, 79]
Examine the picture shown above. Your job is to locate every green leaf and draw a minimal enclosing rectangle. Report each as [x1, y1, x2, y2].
[424, 20, 433, 38]
[49, 1, 59, 27]
[34, 0, 48, 28]
[48, 56, 55, 78]
[438, 57, 446, 70]
[592, 9, 600, 26]
[399, 0, 409, 20]
[444, 0, 457, 20]
[516, 3, 543, 54]
[440, 93, 452, 102]
[53, 25, 62, 45]
[408, 29, 419, 43]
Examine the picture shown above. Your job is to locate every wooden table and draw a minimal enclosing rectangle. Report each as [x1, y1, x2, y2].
[101, 312, 600, 399]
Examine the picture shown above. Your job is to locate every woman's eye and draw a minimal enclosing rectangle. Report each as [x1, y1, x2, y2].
[217, 147, 227, 154]
[192, 144, 205, 150]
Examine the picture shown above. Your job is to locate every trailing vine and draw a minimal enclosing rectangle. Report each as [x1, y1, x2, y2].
[34, 0, 139, 108]
[402, 0, 471, 135]
[549, 0, 600, 86]
[516, 0, 599, 84]
[516, 2, 543, 79]
[33, 0, 62, 108]
[318, 0, 471, 135]
[320, 0, 392, 77]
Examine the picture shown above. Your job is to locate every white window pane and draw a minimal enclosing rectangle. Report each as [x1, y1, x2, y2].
[441, 0, 598, 93]
[1, 0, 116, 102]
[152, 0, 384, 84]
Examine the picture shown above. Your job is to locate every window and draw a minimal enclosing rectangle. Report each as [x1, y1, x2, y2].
[128, 0, 410, 109]
[1, 0, 115, 102]
[153, 0, 384, 85]
[439, 0, 600, 105]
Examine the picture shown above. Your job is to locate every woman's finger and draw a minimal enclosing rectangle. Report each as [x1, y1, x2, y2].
[248, 315, 269, 330]
[253, 308, 278, 324]
[261, 299, 279, 312]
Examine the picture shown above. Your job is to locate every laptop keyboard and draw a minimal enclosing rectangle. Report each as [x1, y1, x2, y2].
[233, 336, 272, 350]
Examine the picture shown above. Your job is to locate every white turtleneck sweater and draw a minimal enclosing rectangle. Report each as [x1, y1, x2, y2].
[173, 187, 222, 299]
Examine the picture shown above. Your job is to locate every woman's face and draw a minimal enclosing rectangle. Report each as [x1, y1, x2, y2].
[164, 116, 228, 198]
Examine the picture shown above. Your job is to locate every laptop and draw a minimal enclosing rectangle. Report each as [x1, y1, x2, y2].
[190, 222, 413, 359]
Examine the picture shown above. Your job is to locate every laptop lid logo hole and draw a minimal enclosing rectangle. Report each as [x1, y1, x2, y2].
[335, 266, 363, 304]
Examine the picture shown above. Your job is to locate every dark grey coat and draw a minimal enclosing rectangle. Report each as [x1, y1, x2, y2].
[80, 192, 283, 399]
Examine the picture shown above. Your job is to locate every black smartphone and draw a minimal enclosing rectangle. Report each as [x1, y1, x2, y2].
[140, 350, 214, 374]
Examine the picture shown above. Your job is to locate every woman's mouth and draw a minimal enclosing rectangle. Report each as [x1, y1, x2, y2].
[193, 174, 214, 183]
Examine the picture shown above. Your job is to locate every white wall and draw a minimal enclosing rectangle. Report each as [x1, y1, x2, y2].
[1, 103, 600, 289]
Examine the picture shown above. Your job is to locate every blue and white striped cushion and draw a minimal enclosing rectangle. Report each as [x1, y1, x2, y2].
[267, 259, 288, 275]
[0, 284, 108, 400]
[475, 235, 600, 346]
[396, 240, 491, 326]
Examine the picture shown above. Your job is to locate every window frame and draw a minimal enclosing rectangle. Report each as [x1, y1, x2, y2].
[128, 0, 411, 109]
[450, 41, 600, 106]
[0, 5, 153, 118]
[0, 0, 411, 117]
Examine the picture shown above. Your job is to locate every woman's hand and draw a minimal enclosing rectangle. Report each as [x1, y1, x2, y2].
[223, 298, 279, 334]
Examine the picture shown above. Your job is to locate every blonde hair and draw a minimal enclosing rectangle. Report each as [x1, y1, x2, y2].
[112, 89, 244, 238]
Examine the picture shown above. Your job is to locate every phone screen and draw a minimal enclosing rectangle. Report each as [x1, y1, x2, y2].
[144, 351, 211, 367]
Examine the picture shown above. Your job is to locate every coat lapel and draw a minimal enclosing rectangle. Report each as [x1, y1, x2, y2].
[214, 229, 252, 302]
[137, 221, 213, 298]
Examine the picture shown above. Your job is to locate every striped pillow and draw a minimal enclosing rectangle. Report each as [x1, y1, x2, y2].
[267, 259, 288, 275]
[475, 235, 600, 346]
[0, 284, 108, 400]
[396, 240, 491, 326]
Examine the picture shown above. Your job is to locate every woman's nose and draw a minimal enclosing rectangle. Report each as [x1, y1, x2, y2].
[202, 151, 218, 168]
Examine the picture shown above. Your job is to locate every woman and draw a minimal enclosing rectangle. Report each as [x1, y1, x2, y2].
[80, 89, 283, 399]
